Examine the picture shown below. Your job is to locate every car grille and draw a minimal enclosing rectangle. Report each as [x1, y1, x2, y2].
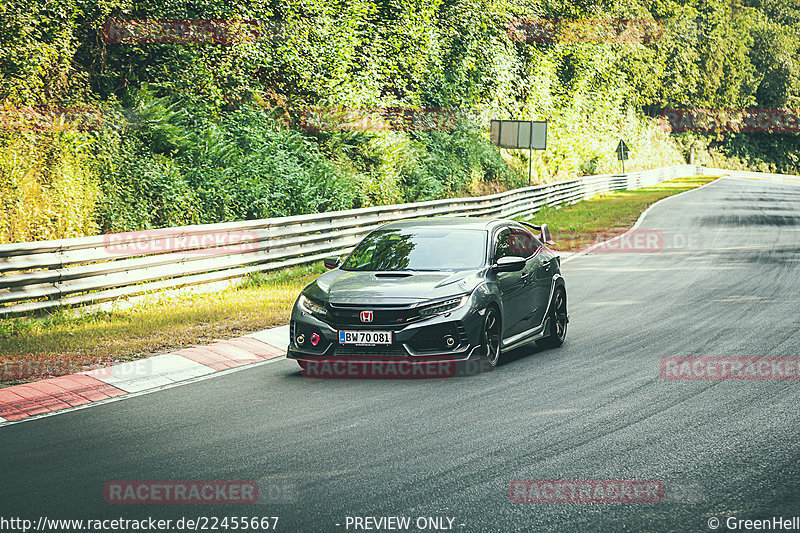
[327, 303, 421, 328]
[331, 344, 408, 357]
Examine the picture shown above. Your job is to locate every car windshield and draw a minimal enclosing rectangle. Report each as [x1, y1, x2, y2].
[341, 227, 487, 271]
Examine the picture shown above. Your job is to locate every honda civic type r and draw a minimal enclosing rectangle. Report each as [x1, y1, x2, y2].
[287, 217, 568, 369]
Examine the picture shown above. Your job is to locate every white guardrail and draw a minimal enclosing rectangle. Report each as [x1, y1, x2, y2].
[0, 164, 708, 316]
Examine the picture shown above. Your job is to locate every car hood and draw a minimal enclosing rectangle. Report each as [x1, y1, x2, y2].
[304, 269, 485, 305]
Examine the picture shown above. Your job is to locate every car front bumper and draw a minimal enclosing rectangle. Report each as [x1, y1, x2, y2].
[286, 305, 485, 364]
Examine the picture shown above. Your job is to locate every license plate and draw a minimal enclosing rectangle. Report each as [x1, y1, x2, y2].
[338, 330, 392, 345]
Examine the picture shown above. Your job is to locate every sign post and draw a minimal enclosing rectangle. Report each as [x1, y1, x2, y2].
[490, 120, 547, 186]
[616, 139, 629, 173]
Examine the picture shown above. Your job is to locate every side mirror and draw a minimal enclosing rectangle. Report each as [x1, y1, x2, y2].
[492, 256, 527, 273]
[323, 256, 341, 270]
[540, 224, 557, 246]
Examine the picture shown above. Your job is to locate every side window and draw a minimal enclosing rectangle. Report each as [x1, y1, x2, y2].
[492, 229, 512, 263]
[508, 228, 540, 258]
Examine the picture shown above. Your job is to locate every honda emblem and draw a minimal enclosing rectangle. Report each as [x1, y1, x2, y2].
[360, 310, 373, 323]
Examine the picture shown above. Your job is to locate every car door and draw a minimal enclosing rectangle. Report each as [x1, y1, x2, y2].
[491, 227, 530, 340]
[523, 231, 556, 329]
[508, 227, 548, 333]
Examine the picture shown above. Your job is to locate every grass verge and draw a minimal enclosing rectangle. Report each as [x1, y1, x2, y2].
[0, 174, 720, 387]
[0, 263, 325, 387]
[525, 174, 719, 251]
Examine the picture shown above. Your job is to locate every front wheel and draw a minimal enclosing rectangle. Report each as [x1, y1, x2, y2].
[538, 287, 567, 349]
[482, 308, 502, 367]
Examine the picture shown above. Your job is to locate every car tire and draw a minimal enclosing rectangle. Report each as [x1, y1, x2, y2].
[538, 286, 567, 349]
[297, 360, 308, 371]
[482, 307, 502, 367]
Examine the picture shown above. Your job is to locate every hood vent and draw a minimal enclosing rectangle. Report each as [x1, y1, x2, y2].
[374, 272, 413, 278]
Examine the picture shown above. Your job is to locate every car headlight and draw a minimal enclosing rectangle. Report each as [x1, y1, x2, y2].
[418, 295, 469, 317]
[298, 294, 328, 317]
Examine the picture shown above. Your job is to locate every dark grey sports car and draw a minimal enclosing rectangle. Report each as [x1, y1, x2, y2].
[287, 217, 567, 369]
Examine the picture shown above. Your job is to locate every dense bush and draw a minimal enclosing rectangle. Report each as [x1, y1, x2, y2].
[94, 95, 364, 231]
[0, 129, 99, 242]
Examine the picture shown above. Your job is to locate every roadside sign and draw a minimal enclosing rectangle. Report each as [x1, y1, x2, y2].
[490, 119, 548, 186]
[490, 120, 547, 150]
[616, 139, 630, 173]
[616, 139, 629, 161]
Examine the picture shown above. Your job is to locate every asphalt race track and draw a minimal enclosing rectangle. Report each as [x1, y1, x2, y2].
[2, 176, 800, 532]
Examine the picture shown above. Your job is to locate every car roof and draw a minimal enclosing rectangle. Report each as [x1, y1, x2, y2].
[379, 217, 510, 231]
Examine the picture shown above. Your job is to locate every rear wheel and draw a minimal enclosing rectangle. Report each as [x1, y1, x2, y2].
[538, 287, 567, 349]
[482, 308, 502, 367]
